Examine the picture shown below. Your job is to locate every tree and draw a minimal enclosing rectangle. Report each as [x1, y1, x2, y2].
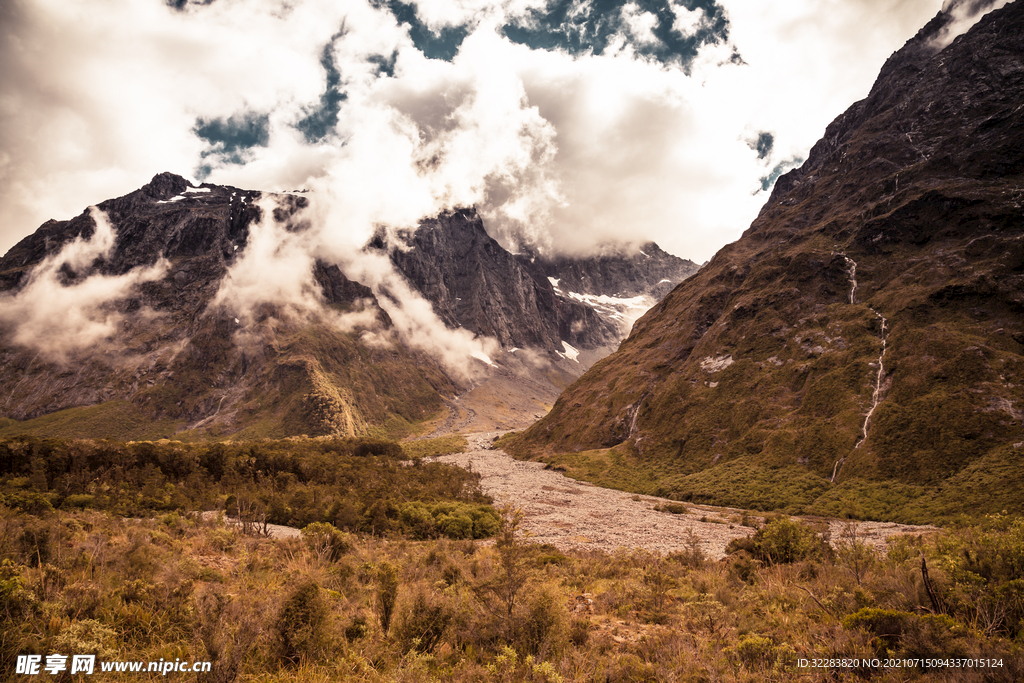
[475, 505, 531, 640]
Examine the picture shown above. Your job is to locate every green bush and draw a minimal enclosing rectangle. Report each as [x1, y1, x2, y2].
[344, 614, 369, 642]
[654, 502, 688, 514]
[300, 522, 350, 562]
[376, 562, 399, 635]
[734, 516, 831, 565]
[726, 634, 797, 672]
[843, 608, 965, 660]
[397, 502, 500, 540]
[518, 586, 568, 658]
[353, 440, 403, 457]
[52, 619, 118, 660]
[275, 581, 328, 664]
[61, 493, 96, 509]
[396, 590, 452, 652]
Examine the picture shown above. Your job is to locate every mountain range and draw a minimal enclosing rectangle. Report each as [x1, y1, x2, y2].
[0, 173, 696, 440]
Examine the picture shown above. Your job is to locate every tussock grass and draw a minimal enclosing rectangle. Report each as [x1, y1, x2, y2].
[400, 434, 468, 460]
[2, 504, 1021, 682]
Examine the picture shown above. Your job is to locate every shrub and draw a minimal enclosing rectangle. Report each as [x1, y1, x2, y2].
[740, 516, 831, 565]
[518, 585, 568, 658]
[437, 510, 474, 539]
[2, 492, 52, 518]
[843, 608, 968, 661]
[62, 493, 96, 509]
[275, 581, 328, 664]
[196, 590, 263, 683]
[396, 590, 452, 652]
[726, 634, 797, 672]
[397, 502, 500, 540]
[376, 562, 399, 635]
[669, 529, 706, 569]
[300, 522, 350, 562]
[52, 619, 118, 660]
[398, 502, 436, 539]
[932, 514, 1024, 638]
[480, 507, 530, 639]
[18, 518, 52, 567]
[353, 440, 403, 457]
[344, 614, 369, 642]
[0, 559, 41, 671]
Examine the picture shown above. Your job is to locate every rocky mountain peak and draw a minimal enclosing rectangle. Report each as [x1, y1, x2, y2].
[141, 171, 193, 200]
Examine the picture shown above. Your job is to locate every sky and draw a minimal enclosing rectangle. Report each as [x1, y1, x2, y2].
[0, 0, 952, 264]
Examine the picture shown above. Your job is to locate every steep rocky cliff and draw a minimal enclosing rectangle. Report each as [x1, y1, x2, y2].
[374, 210, 697, 353]
[510, 0, 1024, 521]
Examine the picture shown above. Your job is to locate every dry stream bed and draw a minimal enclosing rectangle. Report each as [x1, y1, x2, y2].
[432, 432, 938, 560]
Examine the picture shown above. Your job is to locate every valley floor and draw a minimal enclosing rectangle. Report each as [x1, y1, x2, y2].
[433, 433, 937, 559]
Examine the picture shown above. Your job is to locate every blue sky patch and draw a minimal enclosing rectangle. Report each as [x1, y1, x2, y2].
[194, 112, 270, 166]
[386, 0, 469, 61]
[296, 35, 348, 143]
[501, 0, 731, 68]
[760, 157, 804, 192]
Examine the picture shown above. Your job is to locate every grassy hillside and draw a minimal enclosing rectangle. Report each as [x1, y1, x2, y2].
[507, 2, 1024, 522]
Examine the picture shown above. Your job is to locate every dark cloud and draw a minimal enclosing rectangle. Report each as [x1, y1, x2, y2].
[386, 0, 468, 61]
[502, 0, 730, 68]
[368, 51, 399, 77]
[166, 0, 217, 10]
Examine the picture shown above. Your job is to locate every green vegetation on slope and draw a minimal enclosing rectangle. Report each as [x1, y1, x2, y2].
[0, 401, 185, 441]
[515, 440, 1024, 525]
[506, 2, 1024, 527]
[0, 435, 486, 537]
[400, 434, 470, 460]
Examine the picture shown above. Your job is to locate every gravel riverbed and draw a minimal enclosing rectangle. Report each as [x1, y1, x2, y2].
[432, 432, 938, 559]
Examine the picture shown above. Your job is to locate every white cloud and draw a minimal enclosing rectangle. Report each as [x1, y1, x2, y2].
[930, 0, 1010, 50]
[1, 0, 947, 264]
[0, 207, 169, 362]
[668, 3, 706, 39]
[0, 0, 951, 371]
[0, 0, 358, 254]
[620, 3, 662, 46]
[210, 195, 323, 325]
[717, 0, 943, 168]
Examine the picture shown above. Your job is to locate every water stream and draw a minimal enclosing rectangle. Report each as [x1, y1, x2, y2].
[831, 255, 889, 483]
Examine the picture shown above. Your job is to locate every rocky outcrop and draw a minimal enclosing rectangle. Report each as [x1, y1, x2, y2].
[522, 242, 699, 301]
[377, 210, 696, 353]
[375, 210, 620, 351]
